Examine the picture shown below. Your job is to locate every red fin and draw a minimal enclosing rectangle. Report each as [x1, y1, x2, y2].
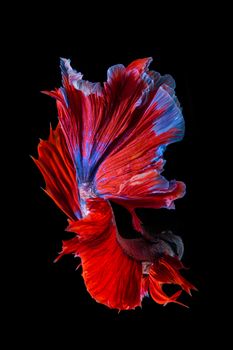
[33, 124, 81, 220]
[61, 199, 142, 310]
[149, 274, 183, 306]
[158, 256, 198, 295]
[148, 256, 197, 306]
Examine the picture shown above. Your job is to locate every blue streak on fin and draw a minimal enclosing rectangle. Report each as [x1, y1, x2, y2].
[153, 86, 184, 141]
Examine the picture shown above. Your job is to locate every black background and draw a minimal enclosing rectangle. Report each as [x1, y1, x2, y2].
[21, 4, 225, 346]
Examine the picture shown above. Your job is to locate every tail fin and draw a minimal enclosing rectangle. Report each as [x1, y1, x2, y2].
[40, 58, 185, 227]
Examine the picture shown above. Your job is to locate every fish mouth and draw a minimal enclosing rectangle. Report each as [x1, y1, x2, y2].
[148, 230, 184, 260]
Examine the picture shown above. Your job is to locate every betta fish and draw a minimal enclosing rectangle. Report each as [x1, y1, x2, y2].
[33, 57, 196, 310]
